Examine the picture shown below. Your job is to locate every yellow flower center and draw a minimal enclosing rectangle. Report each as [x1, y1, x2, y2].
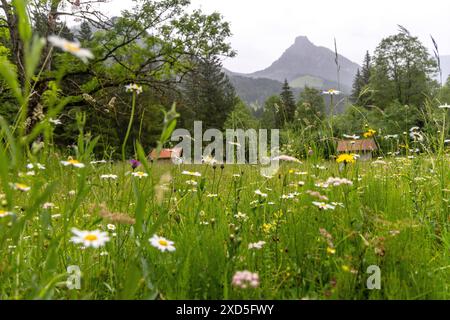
[84, 234, 98, 241]
[158, 239, 168, 246]
[63, 42, 81, 53]
[0, 210, 7, 217]
[68, 159, 80, 164]
[16, 183, 29, 190]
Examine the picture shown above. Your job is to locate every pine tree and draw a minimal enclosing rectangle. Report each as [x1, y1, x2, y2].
[78, 21, 93, 43]
[181, 57, 237, 131]
[351, 68, 363, 103]
[351, 51, 372, 106]
[280, 79, 296, 124]
[361, 51, 371, 85]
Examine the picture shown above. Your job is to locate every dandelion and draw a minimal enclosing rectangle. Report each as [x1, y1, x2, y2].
[48, 35, 94, 63]
[232, 271, 260, 289]
[262, 223, 275, 234]
[100, 174, 118, 180]
[336, 153, 356, 164]
[363, 129, 376, 138]
[61, 158, 85, 168]
[248, 241, 266, 250]
[312, 201, 335, 210]
[0, 210, 13, 218]
[70, 228, 110, 248]
[11, 183, 31, 192]
[131, 171, 148, 178]
[125, 83, 143, 95]
[181, 170, 201, 177]
[149, 234, 176, 252]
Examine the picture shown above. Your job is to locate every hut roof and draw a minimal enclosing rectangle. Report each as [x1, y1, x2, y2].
[149, 147, 182, 160]
[337, 139, 378, 152]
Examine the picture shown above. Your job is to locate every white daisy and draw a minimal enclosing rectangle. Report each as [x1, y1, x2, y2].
[343, 134, 360, 140]
[149, 234, 176, 252]
[70, 228, 110, 248]
[438, 104, 450, 109]
[248, 241, 266, 250]
[312, 201, 336, 210]
[125, 83, 143, 95]
[323, 89, 341, 95]
[100, 174, 118, 180]
[42, 202, 57, 209]
[61, 158, 85, 168]
[11, 183, 31, 192]
[254, 189, 268, 197]
[48, 35, 94, 63]
[131, 171, 148, 178]
[0, 210, 14, 218]
[181, 170, 201, 177]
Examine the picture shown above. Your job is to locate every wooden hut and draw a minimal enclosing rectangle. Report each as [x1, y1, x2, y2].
[148, 147, 183, 164]
[337, 139, 377, 161]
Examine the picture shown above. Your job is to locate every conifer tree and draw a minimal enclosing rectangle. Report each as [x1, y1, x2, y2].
[280, 79, 296, 124]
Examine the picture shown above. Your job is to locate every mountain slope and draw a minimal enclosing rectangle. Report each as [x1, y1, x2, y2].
[247, 36, 359, 92]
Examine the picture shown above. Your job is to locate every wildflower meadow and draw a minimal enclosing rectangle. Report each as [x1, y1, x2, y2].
[0, 0, 449, 302]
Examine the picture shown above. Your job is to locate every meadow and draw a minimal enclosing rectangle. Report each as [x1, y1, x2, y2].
[0, 149, 449, 299]
[0, 0, 449, 301]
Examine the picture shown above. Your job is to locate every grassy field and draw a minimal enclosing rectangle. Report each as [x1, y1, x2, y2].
[1, 152, 448, 300]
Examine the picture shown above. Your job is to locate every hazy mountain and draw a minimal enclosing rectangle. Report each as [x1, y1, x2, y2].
[227, 74, 298, 106]
[225, 36, 358, 109]
[247, 36, 359, 92]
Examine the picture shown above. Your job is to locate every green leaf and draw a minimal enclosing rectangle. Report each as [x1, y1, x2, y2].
[25, 36, 46, 82]
[0, 57, 24, 104]
[13, 0, 32, 43]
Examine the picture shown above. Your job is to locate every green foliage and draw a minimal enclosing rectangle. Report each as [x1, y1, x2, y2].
[370, 30, 437, 109]
[295, 86, 326, 129]
[224, 99, 258, 130]
[261, 95, 282, 129]
[180, 57, 237, 131]
[280, 79, 296, 123]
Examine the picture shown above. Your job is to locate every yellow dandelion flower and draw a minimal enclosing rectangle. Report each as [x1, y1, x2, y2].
[363, 129, 376, 138]
[336, 154, 356, 164]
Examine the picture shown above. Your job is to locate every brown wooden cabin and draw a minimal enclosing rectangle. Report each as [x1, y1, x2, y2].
[337, 139, 377, 161]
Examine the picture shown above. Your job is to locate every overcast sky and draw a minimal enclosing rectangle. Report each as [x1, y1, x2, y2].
[99, 0, 450, 73]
